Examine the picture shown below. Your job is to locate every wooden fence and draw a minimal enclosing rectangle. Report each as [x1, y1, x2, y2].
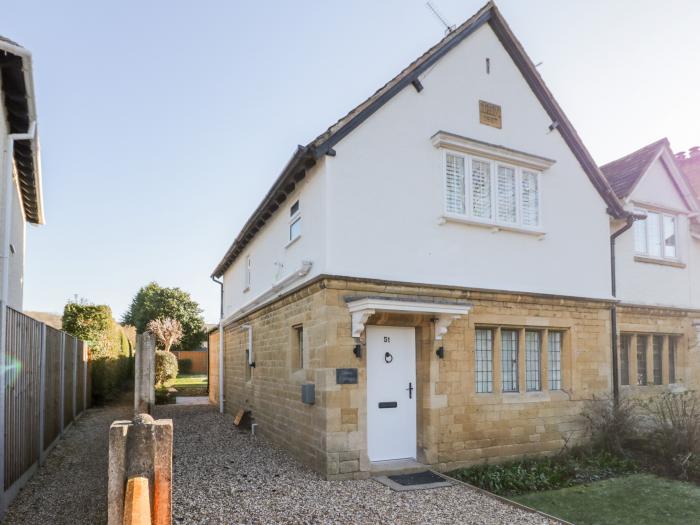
[0, 306, 90, 515]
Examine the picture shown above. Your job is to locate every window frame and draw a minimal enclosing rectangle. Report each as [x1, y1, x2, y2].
[292, 324, 304, 370]
[288, 200, 301, 245]
[634, 208, 679, 262]
[548, 331, 563, 391]
[474, 328, 494, 393]
[525, 330, 542, 392]
[443, 149, 542, 231]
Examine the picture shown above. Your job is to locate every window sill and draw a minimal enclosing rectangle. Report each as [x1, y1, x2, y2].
[634, 256, 685, 269]
[285, 235, 301, 249]
[440, 214, 546, 238]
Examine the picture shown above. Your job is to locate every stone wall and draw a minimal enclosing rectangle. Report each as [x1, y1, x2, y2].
[220, 276, 700, 480]
[617, 304, 700, 401]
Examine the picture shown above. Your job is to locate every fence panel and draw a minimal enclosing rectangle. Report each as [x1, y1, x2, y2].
[43, 327, 62, 449]
[62, 335, 75, 429]
[4, 308, 42, 490]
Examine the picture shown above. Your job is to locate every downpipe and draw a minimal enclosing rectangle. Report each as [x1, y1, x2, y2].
[609, 215, 637, 405]
[211, 276, 225, 413]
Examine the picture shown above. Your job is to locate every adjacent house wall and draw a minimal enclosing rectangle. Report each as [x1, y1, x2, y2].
[324, 24, 612, 301]
[0, 79, 26, 311]
[221, 159, 328, 318]
[614, 155, 700, 309]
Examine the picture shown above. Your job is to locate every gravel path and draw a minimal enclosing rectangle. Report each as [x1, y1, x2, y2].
[159, 404, 557, 525]
[3, 397, 132, 525]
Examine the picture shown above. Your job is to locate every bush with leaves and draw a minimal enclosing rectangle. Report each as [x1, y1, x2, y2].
[122, 282, 206, 352]
[155, 350, 179, 388]
[179, 358, 193, 374]
[642, 390, 700, 480]
[582, 394, 639, 455]
[62, 302, 133, 404]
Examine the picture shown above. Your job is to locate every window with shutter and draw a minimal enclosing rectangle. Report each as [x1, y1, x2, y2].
[663, 215, 676, 258]
[471, 159, 492, 219]
[445, 153, 466, 214]
[634, 217, 648, 254]
[497, 165, 517, 223]
[521, 171, 539, 227]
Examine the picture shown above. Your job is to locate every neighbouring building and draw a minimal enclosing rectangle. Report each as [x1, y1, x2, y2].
[601, 139, 700, 398]
[210, 2, 700, 479]
[0, 36, 43, 312]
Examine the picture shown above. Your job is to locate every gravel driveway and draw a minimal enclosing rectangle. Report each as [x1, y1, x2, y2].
[159, 404, 556, 525]
[3, 401, 556, 524]
[3, 397, 132, 524]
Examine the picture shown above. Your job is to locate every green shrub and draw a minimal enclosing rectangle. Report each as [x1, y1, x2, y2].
[179, 358, 193, 374]
[155, 351, 178, 387]
[449, 450, 638, 496]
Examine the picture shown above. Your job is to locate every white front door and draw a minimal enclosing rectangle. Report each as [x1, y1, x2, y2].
[366, 326, 417, 462]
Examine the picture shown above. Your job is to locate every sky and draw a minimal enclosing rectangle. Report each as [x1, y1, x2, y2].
[3, 0, 699, 324]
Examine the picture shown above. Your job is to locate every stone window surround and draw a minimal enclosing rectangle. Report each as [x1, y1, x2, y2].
[619, 332, 683, 388]
[474, 324, 568, 398]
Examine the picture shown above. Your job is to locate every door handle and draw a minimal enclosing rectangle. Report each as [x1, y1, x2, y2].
[406, 381, 413, 399]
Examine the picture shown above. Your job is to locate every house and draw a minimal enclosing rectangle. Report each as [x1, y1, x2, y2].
[601, 139, 700, 392]
[210, 2, 699, 479]
[675, 147, 700, 200]
[0, 36, 43, 312]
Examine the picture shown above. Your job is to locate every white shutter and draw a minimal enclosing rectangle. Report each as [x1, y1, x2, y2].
[521, 170, 539, 227]
[471, 159, 492, 219]
[663, 215, 677, 258]
[647, 212, 661, 257]
[497, 165, 517, 223]
[634, 216, 648, 254]
[445, 153, 465, 214]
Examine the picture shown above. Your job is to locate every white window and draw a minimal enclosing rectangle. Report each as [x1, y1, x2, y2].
[634, 210, 678, 260]
[471, 159, 492, 219]
[445, 153, 466, 214]
[244, 255, 251, 290]
[444, 150, 541, 229]
[521, 171, 540, 227]
[289, 201, 301, 242]
[497, 165, 517, 224]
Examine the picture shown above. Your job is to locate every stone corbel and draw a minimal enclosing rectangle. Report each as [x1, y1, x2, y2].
[351, 309, 375, 338]
[433, 314, 462, 341]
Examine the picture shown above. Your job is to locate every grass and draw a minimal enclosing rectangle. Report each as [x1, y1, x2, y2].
[173, 374, 208, 388]
[512, 474, 700, 525]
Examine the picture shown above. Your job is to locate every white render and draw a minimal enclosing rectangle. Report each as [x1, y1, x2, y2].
[613, 149, 700, 309]
[221, 23, 615, 316]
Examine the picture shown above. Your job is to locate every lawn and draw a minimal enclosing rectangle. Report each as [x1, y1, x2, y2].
[173, 374, 208, 388]
[512, 474, 700, 525]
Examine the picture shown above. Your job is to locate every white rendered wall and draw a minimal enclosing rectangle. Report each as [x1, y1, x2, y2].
[614, 155, 699, 308]
[0, 82, 26, 311]
[221, 159, 327, 317]
[323, 24, 612, 300]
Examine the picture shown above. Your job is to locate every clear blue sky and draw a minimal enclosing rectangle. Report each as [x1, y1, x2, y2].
[4, 0, 699, 324]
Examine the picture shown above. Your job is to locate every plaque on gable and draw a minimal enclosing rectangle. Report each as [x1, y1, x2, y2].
[479, 100, 502, 129]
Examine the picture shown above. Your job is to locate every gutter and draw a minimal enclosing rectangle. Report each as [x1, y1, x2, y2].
[609, 213, 642, 403]
[211, 276, 225, 414]
[0, 40, 43, 225]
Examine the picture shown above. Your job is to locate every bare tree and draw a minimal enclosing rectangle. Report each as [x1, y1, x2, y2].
[147, 317, 183, 353]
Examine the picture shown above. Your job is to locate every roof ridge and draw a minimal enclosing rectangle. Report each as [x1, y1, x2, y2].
[600, 138, 669, 170]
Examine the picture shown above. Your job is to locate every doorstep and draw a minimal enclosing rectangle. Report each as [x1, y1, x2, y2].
[369, 458, 428, 476]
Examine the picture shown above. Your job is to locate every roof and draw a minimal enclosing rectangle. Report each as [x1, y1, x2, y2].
[600, 138, 669, 198]
[0, 37, 43, 224]
[212, 1, 627, 277]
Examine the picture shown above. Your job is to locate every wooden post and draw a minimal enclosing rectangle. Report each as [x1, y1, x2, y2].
[38, 323, 47, 464]
[59, 332, 65, 435]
